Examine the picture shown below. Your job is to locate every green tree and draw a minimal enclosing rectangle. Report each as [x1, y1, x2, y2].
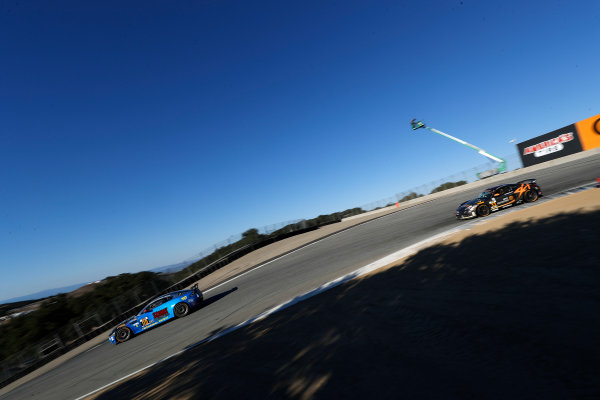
[430, 180, 467, 194]
[399, 192, 423, 202]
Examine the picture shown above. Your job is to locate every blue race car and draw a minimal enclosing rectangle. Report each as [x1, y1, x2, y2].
[108, 284, 203, 344]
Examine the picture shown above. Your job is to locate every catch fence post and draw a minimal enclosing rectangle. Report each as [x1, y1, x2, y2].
[112, 300, 122, 315]
[55, 334, 64, 349]
[2, 361, 9, 381]
[150, 280, 159, 295]
[73, 323, 84, 338]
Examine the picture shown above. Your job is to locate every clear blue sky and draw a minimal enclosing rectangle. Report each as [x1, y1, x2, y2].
[1, 0, 598, 301]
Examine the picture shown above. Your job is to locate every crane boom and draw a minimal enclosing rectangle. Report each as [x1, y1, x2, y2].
[411, 119, 506, 177]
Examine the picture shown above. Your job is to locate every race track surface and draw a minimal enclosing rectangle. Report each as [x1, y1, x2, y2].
[2, 154, 599, 400]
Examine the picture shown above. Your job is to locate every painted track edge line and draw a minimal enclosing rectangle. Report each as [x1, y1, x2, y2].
[74, 182, 596, 400]
[203, 200, 424, 294]
[73, 227, 462, 400]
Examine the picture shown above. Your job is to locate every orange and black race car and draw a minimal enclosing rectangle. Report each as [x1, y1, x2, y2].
[455, 179, 542, 219]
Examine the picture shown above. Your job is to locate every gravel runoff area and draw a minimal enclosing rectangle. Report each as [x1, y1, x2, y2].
[84, 188, 600, 399]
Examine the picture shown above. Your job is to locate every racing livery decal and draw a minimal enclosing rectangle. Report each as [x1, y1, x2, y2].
[456, 179, 542, 220]
[513, 183, 530, 197]
[108, 284, 204, 344]
[152, 308, 168, 319]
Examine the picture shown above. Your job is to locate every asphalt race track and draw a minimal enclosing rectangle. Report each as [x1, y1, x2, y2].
[2, 154, 599, 400]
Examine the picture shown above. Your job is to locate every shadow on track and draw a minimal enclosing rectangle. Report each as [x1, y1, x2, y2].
[92, 210, 600, 400]
[202, 287, 238, 308]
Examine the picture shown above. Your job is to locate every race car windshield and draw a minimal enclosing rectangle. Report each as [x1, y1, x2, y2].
[477, 191, 492, 199]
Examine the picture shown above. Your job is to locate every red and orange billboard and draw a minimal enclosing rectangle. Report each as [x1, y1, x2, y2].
[575, 113, 600, 151]
[517, 113, 600, 167]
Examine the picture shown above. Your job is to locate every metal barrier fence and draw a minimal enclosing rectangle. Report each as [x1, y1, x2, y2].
[184, 219, 305, 268]
[181, 153, 522, 266]
[358, 152, 522, 212]
[0, 222, 325, 388]
[0, 152, 522, 388]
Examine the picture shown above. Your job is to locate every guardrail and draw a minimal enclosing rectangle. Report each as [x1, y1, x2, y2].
[346, 147, 600, 221]
[0, 221, 334, 389]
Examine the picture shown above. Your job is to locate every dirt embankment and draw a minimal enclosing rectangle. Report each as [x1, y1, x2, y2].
[89, 189, 600, 399]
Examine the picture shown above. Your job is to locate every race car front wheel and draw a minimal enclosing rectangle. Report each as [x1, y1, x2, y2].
[477, 204, 490, 217]
[174, 302, 190, 318]
[524, 190, 538, 203]
[115, 327, 131, 343]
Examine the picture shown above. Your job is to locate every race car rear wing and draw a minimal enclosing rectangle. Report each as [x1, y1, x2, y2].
[515, 178, 537, 185]
[191, 283, 202, 297]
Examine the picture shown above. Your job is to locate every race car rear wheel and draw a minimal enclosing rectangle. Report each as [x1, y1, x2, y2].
[115, 327, 131, 343]
[524, 190, 538, 203]
[476, 204, 490, 217]
[174, 302, 190, 318]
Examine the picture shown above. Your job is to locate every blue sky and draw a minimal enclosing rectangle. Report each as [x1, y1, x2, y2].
[1, 0, 598, 301]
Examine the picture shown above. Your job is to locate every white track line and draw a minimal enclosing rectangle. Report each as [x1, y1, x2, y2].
[203, 210, 401, 294]
[74, 227, 461, 400]
[75, 182, 596, 400]
[205, 181, 596, 294]
[84, 344, 104, 353]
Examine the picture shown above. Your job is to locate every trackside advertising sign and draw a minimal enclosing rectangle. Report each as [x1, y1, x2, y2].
[517, 113, 600, 167]
[575, 113, 600, 151]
